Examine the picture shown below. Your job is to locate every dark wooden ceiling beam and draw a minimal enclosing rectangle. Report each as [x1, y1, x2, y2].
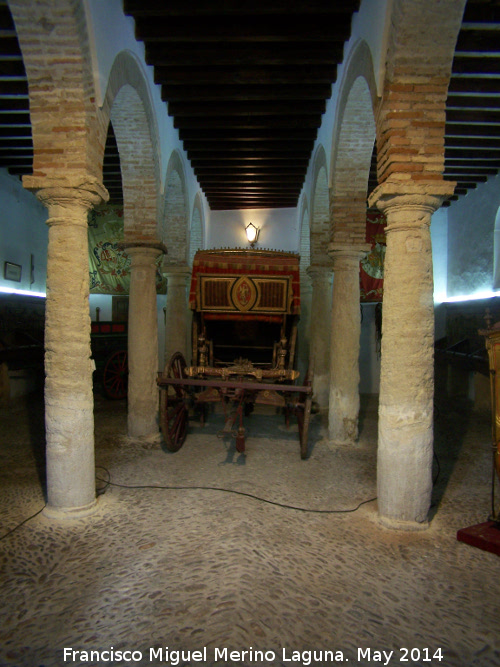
[449, 77, 500, 94]
[187, 151, 311, 161]
[447, 109, 500, 123]
[162, 84, 332, 102]
[446, 136, 500, 148]
[133, 15, 352, 43]
[202, 185, 301, 192]
[168, 100, 326, 116]
[0, 98, 28, 111]
[190, 158, 310, 169]
[0, 126, 31, 137]
[0, 112, 31, 125]
[452, 55, 500, 75]
[0, 138, 32, 148]
[443, 166, 497, 176]
[184, 141, 314, 154]
[446, 122, 500, 136]
[0, 36, 20, 56]
[462, 2, 500, 23]
[193, 168, 306, 176]
[447, 95, 500, 109]
[0, 80, 28, 95]
[174, 115, 322, 130]
[180, 128, 317, 141]
[445, 158, 500, 167]
[446, 147, 500, 158]
[124, 0, 360, 17]
[154, 65, 338, 86]
[455, 30, 500, 53]
[196, 177, 305, 185]
[146, 42, 343, 67]
[0, 60, 25, 77]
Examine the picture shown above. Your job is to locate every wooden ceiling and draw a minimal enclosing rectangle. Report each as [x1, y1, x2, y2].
[1, 0, 500, 210]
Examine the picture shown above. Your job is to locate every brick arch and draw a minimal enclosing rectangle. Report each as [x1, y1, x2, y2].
[298, 196, 311, 278]
[189, 192, 205, 266]
[310, 145, 330, 266]
[376, 0, 466, 188]
[329, 40, 377, 245]
[102, 51, 161, 240]
[9, 0, 104, 183]
[163, 150, 189, 266]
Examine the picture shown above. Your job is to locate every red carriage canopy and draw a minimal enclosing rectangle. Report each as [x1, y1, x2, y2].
[189, 249, 301, 320]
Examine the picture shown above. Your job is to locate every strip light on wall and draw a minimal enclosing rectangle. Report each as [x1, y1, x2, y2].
[442, 289, 500, 303]
[0, 286, 46, 298]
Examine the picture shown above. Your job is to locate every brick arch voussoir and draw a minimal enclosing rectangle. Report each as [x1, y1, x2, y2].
[299, 196, 311, 278]
[102, 52, 162, 241]
[9, 0, 103, 183]
[329, 41, 377, 246]
[163, 150, 190, 267]
[189, 192, 205, 265]
[376, 0, 466, 187]
[310, 146, 330, 267]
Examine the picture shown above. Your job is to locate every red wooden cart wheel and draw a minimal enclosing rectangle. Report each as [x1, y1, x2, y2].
[160, 351, 188, 451]
[102, 349, 128, 399]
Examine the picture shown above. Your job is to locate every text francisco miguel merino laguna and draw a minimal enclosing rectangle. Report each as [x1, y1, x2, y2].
[63, 645, 444, 665]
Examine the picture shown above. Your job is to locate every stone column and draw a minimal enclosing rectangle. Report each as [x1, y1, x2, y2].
[368, 183, 455, 529]
[25, 177, 107, 519]
[306, 265, 333, 410]
[328, 243, 371, 444]
[163, 265, 191, 366]
[121, 243, 166, 439]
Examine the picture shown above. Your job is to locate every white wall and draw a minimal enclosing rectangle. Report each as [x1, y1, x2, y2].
[0, 169, 48, 295]
[447, 173, 500, 298]
[208, 207, 300, 252]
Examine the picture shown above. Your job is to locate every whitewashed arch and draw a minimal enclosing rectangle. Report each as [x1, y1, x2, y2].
[162, 150, 190, 266]
[310, 145, 330, 266]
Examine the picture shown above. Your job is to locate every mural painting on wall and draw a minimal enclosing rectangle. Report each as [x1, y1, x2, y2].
[360, 209, 386, 302]
[88, 206, 166, 295]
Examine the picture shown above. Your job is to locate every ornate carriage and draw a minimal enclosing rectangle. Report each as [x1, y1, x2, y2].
[157, 249, 313, 457]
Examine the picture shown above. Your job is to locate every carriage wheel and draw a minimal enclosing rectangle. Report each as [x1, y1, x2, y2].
[102, 349, 128, 399]
[297, 366, 314, 459]
[160, 351, 188, 452]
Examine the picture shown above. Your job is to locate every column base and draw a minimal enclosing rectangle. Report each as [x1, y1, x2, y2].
[379, 514, 429, 532]
[42, 498, 98, 520]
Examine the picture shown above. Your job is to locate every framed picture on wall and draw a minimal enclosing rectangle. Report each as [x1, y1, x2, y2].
[4, 261, 22, 282]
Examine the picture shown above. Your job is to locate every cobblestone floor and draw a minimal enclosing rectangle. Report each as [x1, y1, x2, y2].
[0, 392, 499, 667]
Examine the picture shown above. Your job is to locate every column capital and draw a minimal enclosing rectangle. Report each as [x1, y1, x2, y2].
[118, 240, 167, 259]
[162, 263, 191, 278]
[367, 180, 456, 231]
[306, 264, 333, 282]
[328, 243, 372, 267]
[23, 173, 109, 221]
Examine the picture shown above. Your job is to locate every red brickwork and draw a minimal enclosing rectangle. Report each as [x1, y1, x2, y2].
[329, 43, 377, 248]
[310, 147, 330, 267]
[9, 0, 105, 182]
[375, 0, 466, 187]
[163, 150, 189, 266]
[103, 51, 162, 242]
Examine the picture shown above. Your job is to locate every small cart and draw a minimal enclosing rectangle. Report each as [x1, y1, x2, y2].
[157, 249, 313, 458]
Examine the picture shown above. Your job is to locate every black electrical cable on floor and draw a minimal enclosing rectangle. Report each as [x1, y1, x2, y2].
[0, 504, 46, 542]
[95, 466, 377, 515]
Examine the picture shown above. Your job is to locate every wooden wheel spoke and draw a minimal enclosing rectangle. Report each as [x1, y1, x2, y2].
[160, 352, 189, 451]
[103, 350, 128, 400]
